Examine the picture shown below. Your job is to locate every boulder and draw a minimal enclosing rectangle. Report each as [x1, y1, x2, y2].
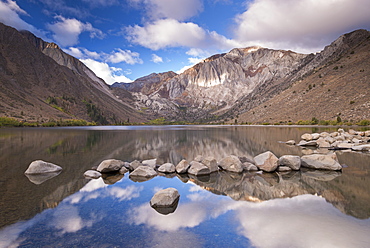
[365, 131, 370, 137]
[338, 128, 345, 133]
[176, 159, 190, 174]
[243, 162, 259, 171]
[25, 160, 62, 174]
[320, 132, 330, 138]
[150, 188, 180, 215]
[297, 140, 318, 147]
[316, 138, 331, 148]
[219, 155, 243, 173]
[83, 170, 102, 179]
[119, 167, 129, 174]
[254, 151, 279, 172]
[278, 155, 301, 170]
[311, 133, 320, 140]
[351, 144, 370, 151]
[158, 163, 176, 173]
[188, 161, 211, 176]
[238, 156, 255, 164]
[97, 159, 124, 173]
[285, 140, 296, 145]
[202, 156, 218, 172]
[301, 153, 342, 171]
[348, 129, 357, 135]
[336, 143, 354, 149]
[130, 166, 158, 178]
[301, 133, 313, 141]
[277, 166, 292, 172]
[142, 159, 157, 169]
[129, 160, 143, 171]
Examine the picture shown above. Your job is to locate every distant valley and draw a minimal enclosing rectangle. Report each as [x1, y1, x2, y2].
[0, 22, 369, 125]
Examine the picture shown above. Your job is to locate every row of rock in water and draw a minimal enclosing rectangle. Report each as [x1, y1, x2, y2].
[288, 128, 370, 151]
[83, 150, 343, 181]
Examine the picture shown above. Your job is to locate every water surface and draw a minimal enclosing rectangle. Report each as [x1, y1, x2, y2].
[0, 125, 369, 248]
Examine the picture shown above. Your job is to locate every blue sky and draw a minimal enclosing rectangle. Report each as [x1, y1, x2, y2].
[1, 0, 370, 84]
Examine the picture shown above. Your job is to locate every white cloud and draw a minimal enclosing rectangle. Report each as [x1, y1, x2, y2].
[126, 18, 243, 51]
[107, 49, 143, 64]
[0, 0, 46, 38]
[139, 0, 203, 21]
[234, 0, 370, 53]
[151, 54, 163, 63]
[47, 15, 104, 47]
[81, 59, 132, 84]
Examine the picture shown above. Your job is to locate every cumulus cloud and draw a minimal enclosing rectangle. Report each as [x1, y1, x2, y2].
[47, 15, 104, 47]
[151, 54, 163, 63]
[0, 0, 46, 38]
[133, 0, 203, 21]
[80, 59, 132, 84]
[106, 49, 143, 64]
[126, 18, 243, 51]
[234, 0, 370, 53]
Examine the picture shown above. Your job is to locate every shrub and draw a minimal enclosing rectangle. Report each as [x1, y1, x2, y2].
[357, 120, 370, 126]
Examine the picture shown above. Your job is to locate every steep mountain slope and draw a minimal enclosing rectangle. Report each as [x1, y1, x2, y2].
[0, 23, 145, 124]
[115, 29, 370, 123]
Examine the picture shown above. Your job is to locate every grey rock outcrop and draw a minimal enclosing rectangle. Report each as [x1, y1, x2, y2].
[219, 155, 243, 173]
[254, 151, 279, 172]
[301, 153, 342, 171]
[97, 159, 125, 173]
[25, 160, 62, 174]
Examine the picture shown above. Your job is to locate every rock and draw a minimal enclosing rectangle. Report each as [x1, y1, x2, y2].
[119, 167, 129, 174]
[311, 133, 320, 140]
[297, 140, 318, 147]
[348, 129, 357, 135]
[202, 156, 218, 172]
[130, 166, 158, 178]
[352, 138, 361, 144]
[188, 161, 211, 175]
[330, 132, 339, 137]
[239, 156, 255, 164]
[316, 138, 331, 148]
[194, 155, 203, 162]
[351, 144, 370, 151]
[338, 128, 345, 133]
[336, 143, 354, 149]
[243, 162, 259, 171]
[301, 153, 342, 170]
[176, 159, 190, 174]
[285, 140, 296, 145]
[278, 155, 301, 170]
[254, 151, 279, 172]
[150, 188, 180, 215]
[365, 131, 370, 137]
[320, 132, 330, 138]
[97, 159, 124, 173]
[142, 159, 157, 168]
[25, 160, 62, 174]
[129, 160, 143, 171]
[158, 163, 176, 173]
[301, 133, 313, 141]
[83, 170, 102, 179]
[325, 136, 335, 144]
[277, 166, 292, 172]
[219, 155, 243, 173]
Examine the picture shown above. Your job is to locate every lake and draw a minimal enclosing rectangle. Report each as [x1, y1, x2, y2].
[0, 125, 370, 248]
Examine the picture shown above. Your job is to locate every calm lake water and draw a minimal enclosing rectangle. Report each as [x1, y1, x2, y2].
[0, 125, 370, 248]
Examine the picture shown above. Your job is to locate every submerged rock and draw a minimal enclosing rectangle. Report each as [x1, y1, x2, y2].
[219, 155, 243, 173]
[25, 160, 62, 174]
[83, 170, 102, 179]
[97, 159, 125, 173]
[254, 151, 279, 172]
[301, 153, 342, 171]
[150, 188, 180, 215]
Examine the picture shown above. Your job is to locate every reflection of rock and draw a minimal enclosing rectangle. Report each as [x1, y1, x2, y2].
[101, 173, 124, 185]
[301, 153, 342, 171]
[150, 188, 180, 215]
[25, 171, 61, 185]
[25, 160, 62, 174]
[97, 159, 125, 173]
[83, 170, 102, 179]
[301, 169, 342, 181]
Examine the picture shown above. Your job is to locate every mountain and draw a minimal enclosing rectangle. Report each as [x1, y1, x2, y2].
[114, 29, 370, 123]
[0, 22, 145, 124]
